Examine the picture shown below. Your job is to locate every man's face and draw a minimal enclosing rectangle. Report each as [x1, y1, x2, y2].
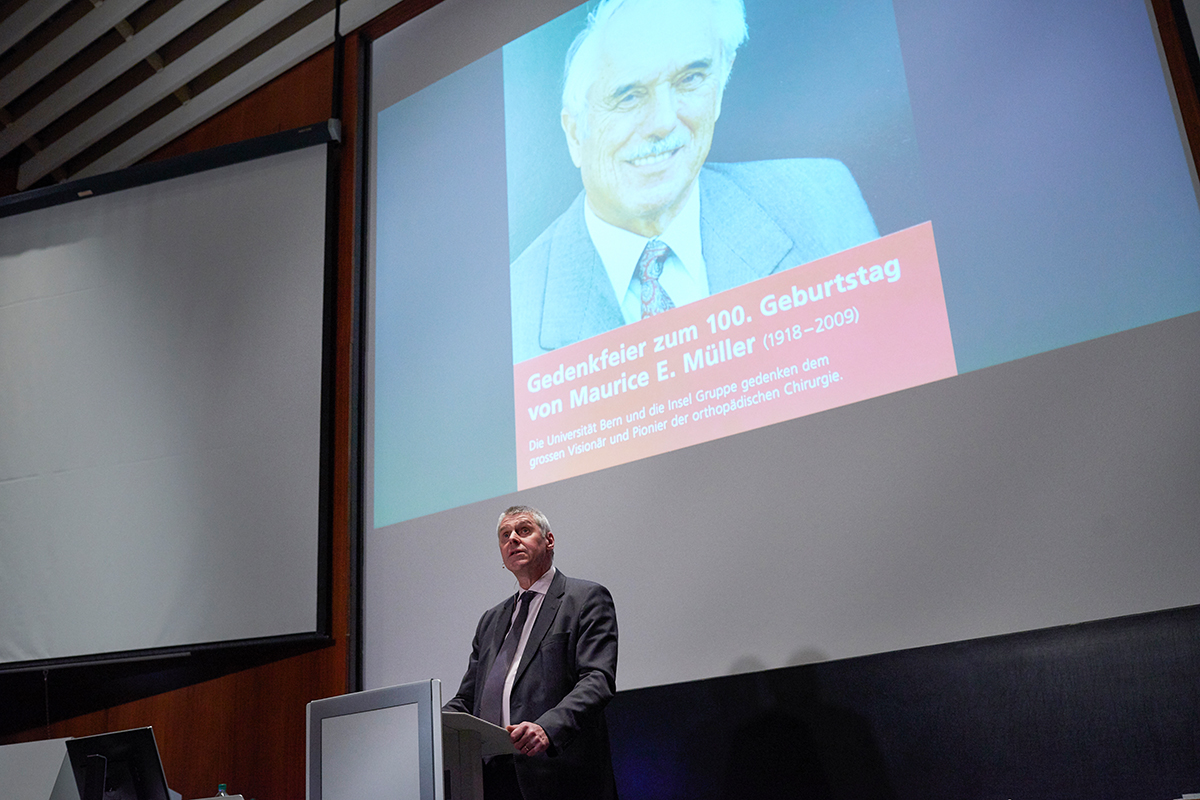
[498, 512, 554, 583]
[563, 0, 726, 238]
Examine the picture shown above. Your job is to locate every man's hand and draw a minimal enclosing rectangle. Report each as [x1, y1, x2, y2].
[507, 721, 550, 756]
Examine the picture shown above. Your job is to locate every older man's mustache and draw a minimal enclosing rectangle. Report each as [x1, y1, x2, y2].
[623, 129, 691, 165]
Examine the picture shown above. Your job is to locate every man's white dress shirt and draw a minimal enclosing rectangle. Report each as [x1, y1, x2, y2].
[500, 565, 556, 726]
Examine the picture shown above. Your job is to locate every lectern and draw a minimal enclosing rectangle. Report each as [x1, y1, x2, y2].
[307, 680, 515, 800]
[441, 711, 516, 800]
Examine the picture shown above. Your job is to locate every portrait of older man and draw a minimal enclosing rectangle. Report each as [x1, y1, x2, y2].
[509, 0, 880, 363]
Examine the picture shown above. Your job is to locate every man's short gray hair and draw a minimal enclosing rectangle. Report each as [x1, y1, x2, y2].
[561, 0, 748, 120]
[498, 505, 553, 540]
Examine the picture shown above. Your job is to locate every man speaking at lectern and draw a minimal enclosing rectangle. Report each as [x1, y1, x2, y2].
[445, 506, 619, 800]
[510, 0, 879, 363]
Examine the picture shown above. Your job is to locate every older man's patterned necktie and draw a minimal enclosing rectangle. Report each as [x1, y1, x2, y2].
[479, 590, 536, 725]
[638, 239, 675, 318]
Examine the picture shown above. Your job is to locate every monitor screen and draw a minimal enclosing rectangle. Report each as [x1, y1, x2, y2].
[65, 727, 170, 800]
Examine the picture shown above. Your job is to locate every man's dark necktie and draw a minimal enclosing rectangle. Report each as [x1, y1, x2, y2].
[638, 239, 675, 318]
[479, 590, 536, 725]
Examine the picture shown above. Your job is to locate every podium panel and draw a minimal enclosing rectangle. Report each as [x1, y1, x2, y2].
[307, 680, 444, 800]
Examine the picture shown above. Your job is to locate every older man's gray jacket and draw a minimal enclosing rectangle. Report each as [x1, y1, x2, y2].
[510, 158, 879, 363]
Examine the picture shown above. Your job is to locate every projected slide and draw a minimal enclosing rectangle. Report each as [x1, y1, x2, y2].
[370, 0, 1200, 527]
[373, 0, 950, 521]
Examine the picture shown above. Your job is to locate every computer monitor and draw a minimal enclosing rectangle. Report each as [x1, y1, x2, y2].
[64, 727, 170, 800]
[307, 679, 444, 800]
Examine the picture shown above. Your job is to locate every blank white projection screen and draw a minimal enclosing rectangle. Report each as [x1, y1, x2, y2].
[0, 146, 328, 665]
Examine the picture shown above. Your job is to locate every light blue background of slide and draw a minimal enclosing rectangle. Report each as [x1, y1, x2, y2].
[373, 51, 517, 528]
[894, 0, 1200, 372]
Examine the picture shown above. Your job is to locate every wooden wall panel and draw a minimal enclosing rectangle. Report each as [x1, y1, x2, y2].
[146, 47, 336, 163]
[15, 646, 346, 799]
[1153, 0, 1200, 170]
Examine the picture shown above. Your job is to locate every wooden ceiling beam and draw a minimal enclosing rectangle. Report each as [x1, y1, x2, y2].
[0, 0, 75, 59]
[0, 0, 225, 160]
[18, 0, 313, 188]
[0, 0, 148, 108]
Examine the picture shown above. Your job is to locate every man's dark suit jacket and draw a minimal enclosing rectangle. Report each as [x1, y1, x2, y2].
[445, 570, 619, 800]
[510, 158, 880, 363]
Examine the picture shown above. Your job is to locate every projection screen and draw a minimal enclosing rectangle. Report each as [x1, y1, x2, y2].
[363, 0, 1200, 692]
[0, 135, 331, 667]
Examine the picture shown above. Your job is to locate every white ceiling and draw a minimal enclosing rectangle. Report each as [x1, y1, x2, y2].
[0, 0, 397, 193]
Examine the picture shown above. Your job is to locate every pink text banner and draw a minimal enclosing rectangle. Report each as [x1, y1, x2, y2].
[513, 222, 956, 489]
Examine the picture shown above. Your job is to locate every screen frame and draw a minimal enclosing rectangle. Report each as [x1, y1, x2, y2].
[0, 121, 342, 676]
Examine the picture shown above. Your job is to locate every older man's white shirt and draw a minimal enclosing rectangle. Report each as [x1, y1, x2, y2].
[584, 180, 710, 323]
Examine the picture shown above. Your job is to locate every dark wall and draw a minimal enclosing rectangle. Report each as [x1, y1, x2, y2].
[609, 605, 1200, 800]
